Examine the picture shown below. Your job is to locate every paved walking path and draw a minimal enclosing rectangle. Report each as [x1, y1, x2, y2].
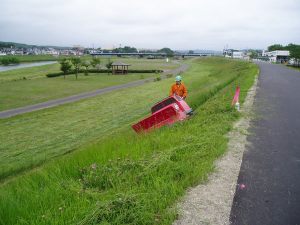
[230, 63, 300, 225]
[0, 62, 188, 118]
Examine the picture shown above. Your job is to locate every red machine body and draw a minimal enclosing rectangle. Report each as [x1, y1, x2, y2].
[132, 95, 193, 133]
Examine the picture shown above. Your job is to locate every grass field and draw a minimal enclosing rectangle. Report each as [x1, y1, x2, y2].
[0, 58, 178, 111]
[0, 55, 97, 63]
[0, 57, 177, 82]
[0, 54, 179, 69]
[0, 63, 61, 81]
[0, 72, 157, 111]
[0, 57, 258, 225]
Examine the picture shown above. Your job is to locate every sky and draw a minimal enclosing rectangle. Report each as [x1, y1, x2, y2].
[0, 0, 300, 50]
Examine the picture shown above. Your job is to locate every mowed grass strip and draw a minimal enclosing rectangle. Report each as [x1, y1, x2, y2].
[0, 57, 177, 82]
[0, 72, 156, 111]
[0, 54, 180, 69]
[0, 58, 249, 180]
[0, 62, 61, 81]
[0, 58, 178, 111]
[0, 58, 258, 225]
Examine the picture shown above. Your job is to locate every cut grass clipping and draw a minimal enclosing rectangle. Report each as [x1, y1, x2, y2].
[0, 58, 258, 225]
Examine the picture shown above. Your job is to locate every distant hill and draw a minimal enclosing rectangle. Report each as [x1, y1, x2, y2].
[0, 41, 71, 49]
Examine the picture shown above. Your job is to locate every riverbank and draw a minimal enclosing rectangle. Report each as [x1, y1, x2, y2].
[0, 61, 57, 72]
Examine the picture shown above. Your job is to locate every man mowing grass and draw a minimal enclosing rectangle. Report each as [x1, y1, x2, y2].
[170, 75, 188, 100]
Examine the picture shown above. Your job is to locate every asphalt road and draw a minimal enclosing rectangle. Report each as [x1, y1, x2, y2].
[230, 63, 300, 225]
[0, 63, 188, 118]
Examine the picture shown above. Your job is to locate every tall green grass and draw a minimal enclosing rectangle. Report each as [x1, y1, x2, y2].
[0, 58, 258, 225]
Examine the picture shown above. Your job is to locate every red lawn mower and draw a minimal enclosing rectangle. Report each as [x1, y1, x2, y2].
[132, 95, 193, 133]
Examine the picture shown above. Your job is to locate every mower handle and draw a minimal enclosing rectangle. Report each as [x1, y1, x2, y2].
[173, 94, 184, 101]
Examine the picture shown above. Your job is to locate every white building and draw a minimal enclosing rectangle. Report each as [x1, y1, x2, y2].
[232, 51, 250, 60]
[232, 51, 244, 59]
[223, 49, 250, 60]
[46, 48, 59, 55]
[262, 50, 290, 63]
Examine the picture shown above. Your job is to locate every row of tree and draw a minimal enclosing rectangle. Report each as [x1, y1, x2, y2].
[102, 46, 175, 57]
[110, 46, 138, 53]
[60, 57, 113, 79]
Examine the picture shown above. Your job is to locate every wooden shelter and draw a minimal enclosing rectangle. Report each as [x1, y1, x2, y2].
[111, 62, 131, 75]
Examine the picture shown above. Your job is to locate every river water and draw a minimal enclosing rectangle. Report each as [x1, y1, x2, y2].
[0, 61, 57, 72]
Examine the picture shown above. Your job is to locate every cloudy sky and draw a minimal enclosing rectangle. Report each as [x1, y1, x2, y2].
[1, 0, 299, 50]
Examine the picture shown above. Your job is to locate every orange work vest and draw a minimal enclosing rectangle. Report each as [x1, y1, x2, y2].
[169, 83, 188, 97]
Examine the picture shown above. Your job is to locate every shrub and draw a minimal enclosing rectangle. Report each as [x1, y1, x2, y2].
[0, 56, 20, 65]
[127, 69, 162, 73]
[46, 69, 162, 78]
[155, 76, 162, 81]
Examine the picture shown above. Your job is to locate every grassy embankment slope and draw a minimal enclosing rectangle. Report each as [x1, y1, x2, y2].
[1, 57, 234, 180]
[0, 58, 258, 225]
[0, 58, 177, 111]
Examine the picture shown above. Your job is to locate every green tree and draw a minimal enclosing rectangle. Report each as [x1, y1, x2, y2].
[267, 44, 284, 51]
[105, 59, 113, 70]
[60, 59, 73, 79]
[106, 61, 113, 69]
[71, 57, 82, 80]
[106, 59, 113, 74]
[249, 50, 258, 59]
[111, 46, 138, 53]
[288, 44, 300, 67]
[123, 46, 138, 53]
[158, 47, 174, 57]
[91, 57, 101, 70]
[81, 60, 90, 76]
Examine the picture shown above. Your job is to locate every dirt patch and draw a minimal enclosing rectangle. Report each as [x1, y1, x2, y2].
[173, 76, 259, 225]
